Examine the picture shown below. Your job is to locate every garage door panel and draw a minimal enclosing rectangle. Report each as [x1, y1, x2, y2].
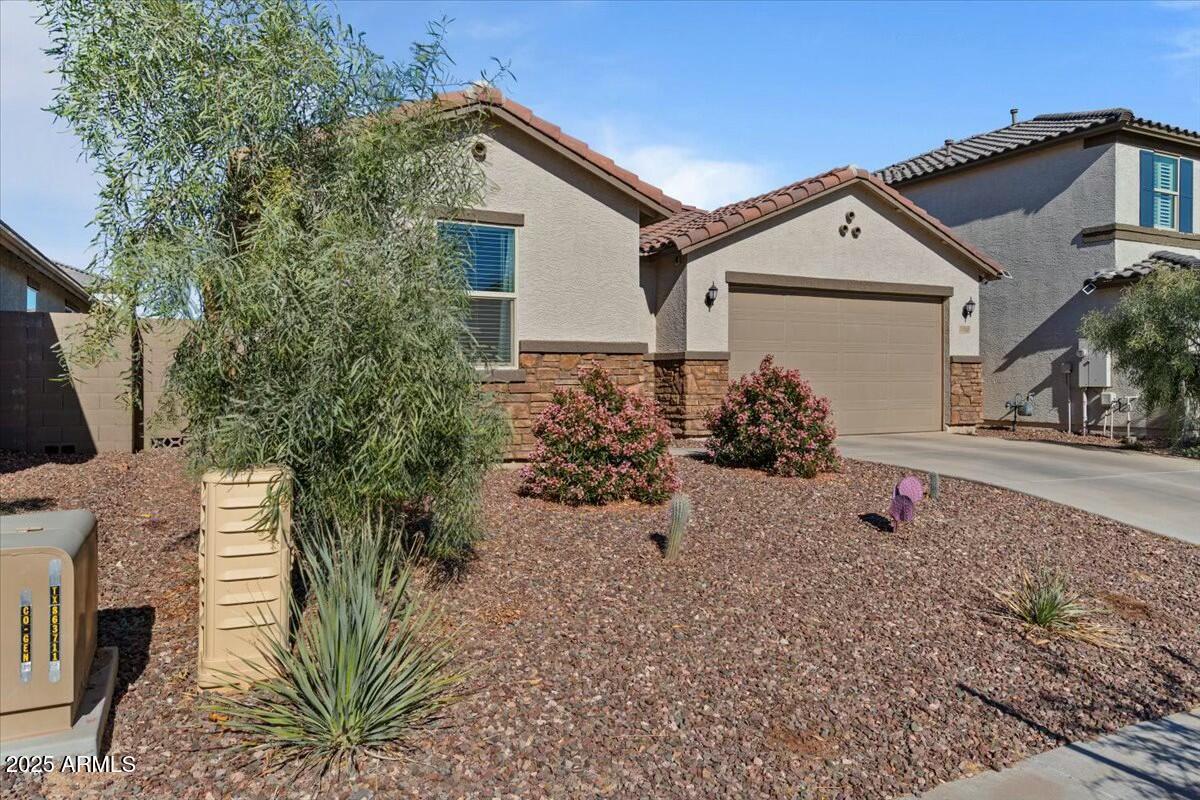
[729, 288, 942, 435]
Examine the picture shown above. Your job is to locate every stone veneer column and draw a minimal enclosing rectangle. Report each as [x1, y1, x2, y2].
[482, 352, 655, 459]
[653, 357, 730, 439]
[949, 359, 983, 427]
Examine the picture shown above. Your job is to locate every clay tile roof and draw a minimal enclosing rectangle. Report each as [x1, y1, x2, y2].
[639, 166, 1005, 280]
[877, 108, 1200, 185]
[1086, 250, 1200, 287]
[437, 88, 683, 216]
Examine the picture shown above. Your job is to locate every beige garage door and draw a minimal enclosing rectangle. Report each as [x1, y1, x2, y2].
[729, 287, 943, 435]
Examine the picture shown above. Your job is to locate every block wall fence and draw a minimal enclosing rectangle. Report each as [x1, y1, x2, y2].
[0, 312, 186, 455]
[2, 315, 984, 458]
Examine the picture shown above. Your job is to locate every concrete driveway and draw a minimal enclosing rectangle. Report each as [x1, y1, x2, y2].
[837, 433, 1200, 545]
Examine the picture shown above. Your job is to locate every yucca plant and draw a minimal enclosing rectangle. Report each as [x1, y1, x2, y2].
[993, 565, 1119, 648]
[664, 493, 692, 561]
[211, 515, 463, 776]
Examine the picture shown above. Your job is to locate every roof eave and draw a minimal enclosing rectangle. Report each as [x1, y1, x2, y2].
[669, 176, 1004, 281]
[0, 222, 92, 306]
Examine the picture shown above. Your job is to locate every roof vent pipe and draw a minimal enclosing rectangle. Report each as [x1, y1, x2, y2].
[943, 139, 954, 162]
[1010, 107, 1019, 124]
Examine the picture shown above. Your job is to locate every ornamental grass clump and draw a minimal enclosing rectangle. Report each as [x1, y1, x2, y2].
[521, 366, 680, 505]
[706, 355, 841, 477]
[211, 516, 462, 777]
[993, 565, 1119, 648]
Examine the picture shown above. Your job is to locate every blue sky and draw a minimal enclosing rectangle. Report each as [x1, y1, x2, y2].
[2, 0, 1198, 267]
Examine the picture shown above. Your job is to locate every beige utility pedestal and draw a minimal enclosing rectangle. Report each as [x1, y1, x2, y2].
[197, 467, 291, 689]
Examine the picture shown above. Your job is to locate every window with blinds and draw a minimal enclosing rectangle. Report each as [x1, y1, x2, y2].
[439, 221, 516, 365]
[1151, 154, 1179, 230]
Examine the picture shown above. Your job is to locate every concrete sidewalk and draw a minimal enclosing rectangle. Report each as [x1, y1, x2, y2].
[911, 708, 1200, 799]
[837, 433, 1200, 545]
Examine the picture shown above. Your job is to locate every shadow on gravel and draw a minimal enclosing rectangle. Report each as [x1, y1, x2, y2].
[0, 453, 95, 476]
[98, 606, 155, 710]
[0, 497, 55, 514]
[858, 512, 893, 533]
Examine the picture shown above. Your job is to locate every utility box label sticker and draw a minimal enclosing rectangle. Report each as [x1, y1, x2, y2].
[49, 559, 62, 683]
[19, 589, 32, 683]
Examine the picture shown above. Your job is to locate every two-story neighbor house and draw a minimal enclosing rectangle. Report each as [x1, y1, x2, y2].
[441, 89, 1005, 456]
[1, 220, 92, 312]
[878, 109, 1199, 434]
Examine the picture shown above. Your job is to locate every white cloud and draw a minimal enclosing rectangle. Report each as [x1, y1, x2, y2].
[608, 143, 774, 211]
[0, 1, 98, 266]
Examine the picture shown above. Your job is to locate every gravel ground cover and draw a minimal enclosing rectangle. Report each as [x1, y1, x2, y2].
[975, 424, 1184, 454]
[2, 450, 1198, 799]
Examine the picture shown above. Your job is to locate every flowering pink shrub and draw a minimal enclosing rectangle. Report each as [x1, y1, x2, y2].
[706, 354, 841, 477]
[520, 366, 680, 505]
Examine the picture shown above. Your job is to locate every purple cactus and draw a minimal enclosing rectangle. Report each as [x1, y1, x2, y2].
[895, 476, 925, 504]
[889, 494, 915, 529]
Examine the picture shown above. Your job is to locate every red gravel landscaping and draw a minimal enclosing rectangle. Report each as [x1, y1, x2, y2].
[2, 450, 1198, 799]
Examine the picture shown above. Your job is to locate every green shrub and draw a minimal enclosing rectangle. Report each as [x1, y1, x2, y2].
[211, 516, 462, 775]
[994, 566, 1117, 647]
[521, 366, 680, 505]
[706, 355, 841, 477]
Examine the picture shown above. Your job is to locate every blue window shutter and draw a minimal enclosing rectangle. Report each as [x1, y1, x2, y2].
[1180, 158, 1194, 234]
[1139, 150, 1155, 228]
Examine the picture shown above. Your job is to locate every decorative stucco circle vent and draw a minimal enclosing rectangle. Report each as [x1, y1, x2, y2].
[851, 226, 862, 238]
[471, 141, 488, 161]
[845, 210, 855, 223]
[838, 224, 849, 237]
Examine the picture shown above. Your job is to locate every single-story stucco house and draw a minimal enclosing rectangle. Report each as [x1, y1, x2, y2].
[444, 89, 1005, 456]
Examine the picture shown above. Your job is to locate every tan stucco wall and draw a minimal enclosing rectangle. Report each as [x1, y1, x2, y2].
[1114, 141, 1200, 231]
[475, 120, 653, 351]
[1, 247, 77, 312]
[680, 183, 985, 355]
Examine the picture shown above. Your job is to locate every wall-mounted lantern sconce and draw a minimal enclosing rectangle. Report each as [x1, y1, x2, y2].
[962, 297, 976, 319]
[705, 282, 719, 308]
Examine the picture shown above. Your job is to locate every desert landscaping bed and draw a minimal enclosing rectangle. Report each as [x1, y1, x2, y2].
[2, 450, 1198, 799]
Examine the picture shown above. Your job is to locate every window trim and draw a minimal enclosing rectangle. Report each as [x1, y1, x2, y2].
[440, 219, 519, 369]
[1150, 151, 1180, 231]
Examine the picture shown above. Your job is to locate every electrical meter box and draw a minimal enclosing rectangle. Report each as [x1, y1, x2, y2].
[198, 467, 291, 688]
[1, 510, 98, 742]
[1077, 339, 1112, 389]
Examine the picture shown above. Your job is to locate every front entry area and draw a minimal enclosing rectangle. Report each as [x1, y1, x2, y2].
[728, 287, 944, 435]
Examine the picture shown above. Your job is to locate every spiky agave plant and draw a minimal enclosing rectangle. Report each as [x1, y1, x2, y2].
[211, 515, 463, 776]
[664, 493, 692, 561]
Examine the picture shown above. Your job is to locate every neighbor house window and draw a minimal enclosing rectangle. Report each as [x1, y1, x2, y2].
[1151, 154, 1179, 230]
[1139, 150, 1193, 233]
[25, 281, 38, 311]
[438, 221, 516, 366]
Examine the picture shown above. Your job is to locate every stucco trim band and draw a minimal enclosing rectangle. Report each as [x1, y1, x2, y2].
[645, 351, 730, 362]
[518, 340, 648, 355]
[725, 272, 955, 298]
[452, 208, 525, 226]
[950, 355, 983, 364]
[1080, 223, 1200, 247]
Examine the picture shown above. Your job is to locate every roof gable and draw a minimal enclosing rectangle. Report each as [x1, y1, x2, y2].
[438, 89, 682, 220]
[639, 167, 1006, 280]
[877, 109, 1200, 186]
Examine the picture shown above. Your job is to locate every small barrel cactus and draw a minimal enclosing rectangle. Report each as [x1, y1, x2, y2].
[665, 493, 692, 561]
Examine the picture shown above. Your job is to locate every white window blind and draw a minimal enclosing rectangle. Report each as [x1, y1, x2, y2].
[439, 221, 516, 365]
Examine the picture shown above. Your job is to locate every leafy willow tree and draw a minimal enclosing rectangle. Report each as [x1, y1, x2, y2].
[1080, 269, 1200, 444]
[41, 0, 508, 558]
